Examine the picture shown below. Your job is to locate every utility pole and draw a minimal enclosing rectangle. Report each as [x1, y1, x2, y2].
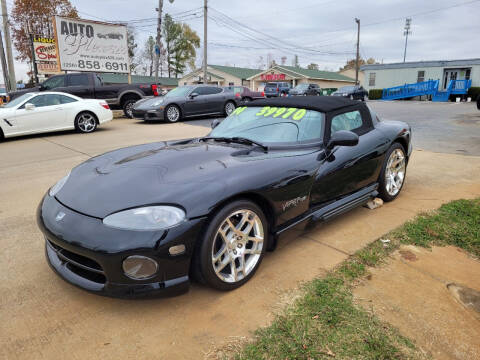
[403, 18, 412, 63]
[355, 18, 360, 85]
[203, 0, 207, 84]
[154, 0, 163, 84]
[1, 0, 16, 91]
[0, 29, 10, 92]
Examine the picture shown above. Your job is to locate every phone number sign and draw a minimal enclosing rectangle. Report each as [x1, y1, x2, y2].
[54, 16, 129, 73]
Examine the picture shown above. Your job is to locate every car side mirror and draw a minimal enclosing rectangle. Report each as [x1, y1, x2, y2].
[25, 103, 35, 110]
[39, 84, 46, 91]
[211, 119, 220, 129]
[189, 92, 199, 99]
[327, 130, 358, 150]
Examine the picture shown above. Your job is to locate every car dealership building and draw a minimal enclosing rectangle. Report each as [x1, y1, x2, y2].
[180, 64, 356, 91]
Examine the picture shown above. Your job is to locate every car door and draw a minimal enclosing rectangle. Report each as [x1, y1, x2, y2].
[204, 87, 226, 114]
[66, 74, 92, 98]
[13, 94, 66, 134]
[310, 106, 387, 206]
[182, 86, 205, 116]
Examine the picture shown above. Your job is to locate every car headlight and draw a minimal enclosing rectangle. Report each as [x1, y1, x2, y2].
[151, 99, 164, 107]
[49, 172, 70, 197]
[103, 206, 185, 231]
[123, 255, 158, 279]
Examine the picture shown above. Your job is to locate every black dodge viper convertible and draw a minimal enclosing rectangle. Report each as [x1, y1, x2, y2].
[37, 97, 411, 298]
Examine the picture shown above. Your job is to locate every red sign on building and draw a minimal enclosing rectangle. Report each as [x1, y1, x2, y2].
[261, 73, 286, 81]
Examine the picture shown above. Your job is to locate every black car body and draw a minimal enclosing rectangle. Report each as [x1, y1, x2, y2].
[264, 82, 291, 97]
[37, 97, 411, 298]
[131, 85, 239, 122]
[289, 83, 322, 96]
[8, 73, 159, 118]
[332, 85, 368, 101]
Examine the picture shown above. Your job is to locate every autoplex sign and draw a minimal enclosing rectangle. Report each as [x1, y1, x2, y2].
[260, 73, 286, 81]
[33, 36, 61, 74]
[53, 16, 129, 73]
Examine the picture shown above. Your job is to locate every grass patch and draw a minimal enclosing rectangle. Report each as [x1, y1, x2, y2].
[233, 198, 479, 360]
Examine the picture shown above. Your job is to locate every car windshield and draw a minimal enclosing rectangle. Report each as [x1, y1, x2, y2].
[165, 86, 193, 98]
[2, 93, 34, 108]
[209, 106, 324, 144]
[339, 86, 355, 92]
[294, 84, 308, 90]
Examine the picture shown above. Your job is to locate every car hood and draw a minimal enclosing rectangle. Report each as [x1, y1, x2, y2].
[55, 140, 316, 218]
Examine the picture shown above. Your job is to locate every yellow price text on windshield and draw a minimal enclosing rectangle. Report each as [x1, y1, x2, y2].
[255, 106, 306, 121]
[230, 106, 247, 116]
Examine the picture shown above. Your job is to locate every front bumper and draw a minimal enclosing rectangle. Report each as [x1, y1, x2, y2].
[37, 194, 206, 298]
[132, 107, 165, 121]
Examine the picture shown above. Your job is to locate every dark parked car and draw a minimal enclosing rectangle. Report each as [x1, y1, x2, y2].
[289, 83, 322, 96]
[38, 96, 411, 298]
[132, 85, 239, 122]
[224, 86, 264, 102]
[8, 73, 159, 118]
[332, 85, 368, 101]
[264, 82, 290, 97]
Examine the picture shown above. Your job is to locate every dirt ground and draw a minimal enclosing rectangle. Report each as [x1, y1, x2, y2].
[354, 245, 480, 360]
[1, 118, 480, 359]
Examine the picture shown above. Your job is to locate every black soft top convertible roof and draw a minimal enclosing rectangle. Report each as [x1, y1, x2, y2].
[245, 96, 362, 113]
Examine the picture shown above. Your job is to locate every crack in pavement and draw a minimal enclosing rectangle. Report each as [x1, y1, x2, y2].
[41, 137, 93, 158]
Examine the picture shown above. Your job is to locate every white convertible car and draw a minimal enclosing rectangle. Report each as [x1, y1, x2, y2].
[0, 92, 113, 139]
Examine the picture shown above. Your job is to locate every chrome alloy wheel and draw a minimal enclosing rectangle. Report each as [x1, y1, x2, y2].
[225, 102, 236, 115]
[385, 148, 406, 196]
[77, 113, 96, 132]
[211, 209, 264, 283]
[166, 105, 180, 122]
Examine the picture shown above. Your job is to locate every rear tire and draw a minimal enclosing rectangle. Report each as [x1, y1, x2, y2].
[122, 98, 138, 118]
[192, 200, 267, 291]
[74, 112, 97, 133]
[378, 143, 407, 202]
[224, 101, 236, 116]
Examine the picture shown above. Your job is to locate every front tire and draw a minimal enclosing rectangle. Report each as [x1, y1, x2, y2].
[193, 200, 267, 290]
[165, 104, 181, 123]
[75, 112, 97, 133]
[378, 143, 407, 202]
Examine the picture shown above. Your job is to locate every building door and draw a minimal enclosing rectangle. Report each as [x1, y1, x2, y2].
[443, 69, 459, 89]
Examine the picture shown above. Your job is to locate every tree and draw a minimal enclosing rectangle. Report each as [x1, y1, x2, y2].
[142, 36, 156, 76]
[339, 57, 377, 71]
[307, 63, 319, 70]
[11, 0, 78, 63]
[162, 14, 199, 78]
[280, 56, 287, 65]
[255, 56, 265, 70]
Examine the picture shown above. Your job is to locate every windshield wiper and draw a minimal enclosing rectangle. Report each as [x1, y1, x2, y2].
[200, 136, 268, 152]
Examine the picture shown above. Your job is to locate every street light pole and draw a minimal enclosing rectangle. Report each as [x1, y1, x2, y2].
[203, 0, 208, 84]
[355, 18, 360, 85]
[403, 18, 411, 63]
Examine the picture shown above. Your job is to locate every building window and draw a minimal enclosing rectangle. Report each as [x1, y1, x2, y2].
[466, 69, 471, 80]
[417, 70, 425, 83]
[228, 82, 234, 86]
[368, 72, 376, 86]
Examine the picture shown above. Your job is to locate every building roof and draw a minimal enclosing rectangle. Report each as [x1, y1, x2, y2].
[245, 95, 360, 113]
[360, 58, 480, 71]
[208, 64, 263, 79]
[247, 65, 355, 82]
[99, 73, 179, 86]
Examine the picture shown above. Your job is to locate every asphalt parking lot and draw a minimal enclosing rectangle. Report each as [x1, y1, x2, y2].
[188, 100, 480, 156]
[1, 101, 480, 359]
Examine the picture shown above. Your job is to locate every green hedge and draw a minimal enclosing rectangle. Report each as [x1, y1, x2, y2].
[467, 87, 480, 101]
[368, 89, 383, 100]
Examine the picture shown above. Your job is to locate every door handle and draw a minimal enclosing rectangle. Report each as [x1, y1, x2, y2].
[55, 107, 64, 110]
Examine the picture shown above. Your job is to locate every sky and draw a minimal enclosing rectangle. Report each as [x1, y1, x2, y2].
[4, 0, 480, 81]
